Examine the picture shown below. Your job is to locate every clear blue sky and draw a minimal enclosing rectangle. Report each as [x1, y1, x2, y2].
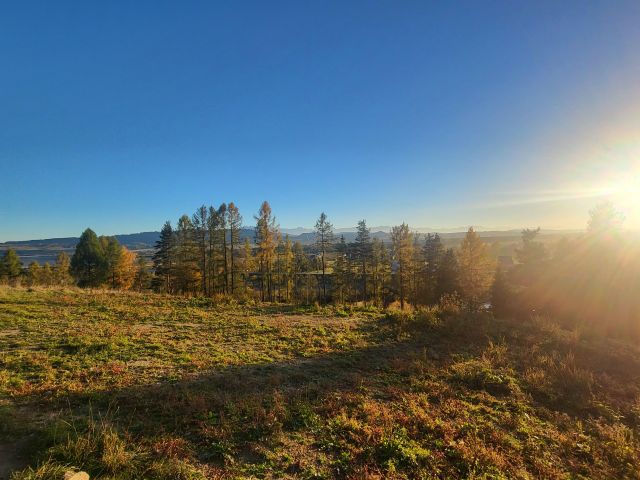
[2, 1, 639, 240]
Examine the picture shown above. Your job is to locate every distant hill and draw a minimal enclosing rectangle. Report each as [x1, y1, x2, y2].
[1, 227, 582, 266]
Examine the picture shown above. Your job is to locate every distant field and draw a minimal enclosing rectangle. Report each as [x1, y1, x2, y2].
[1, 287, 639, 479]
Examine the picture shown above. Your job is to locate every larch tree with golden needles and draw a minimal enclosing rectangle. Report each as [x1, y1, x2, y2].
[174, 214, 201, 294]
[27, 261, 41, 286]
[192, 205, 209, 295]
[457, 227, 495, 310]
[218, 203, 229, 294]
[391, 223, 414, 310]
[54, 252, 73, 286]
[113, 247, 137, 290]
[254, 201, 277, 301]
[242, 237, 254, 293]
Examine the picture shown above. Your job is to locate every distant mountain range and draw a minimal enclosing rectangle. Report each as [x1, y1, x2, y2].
[2, 227, 581, 249]
[0, 227, 582, 266]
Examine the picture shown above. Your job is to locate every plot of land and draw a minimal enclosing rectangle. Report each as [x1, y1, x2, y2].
[1, 287, 639, 479]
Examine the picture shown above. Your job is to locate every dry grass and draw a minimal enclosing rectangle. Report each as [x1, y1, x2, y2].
[1, 286, 639, 479]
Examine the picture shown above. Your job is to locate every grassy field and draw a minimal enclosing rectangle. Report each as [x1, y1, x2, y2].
[1, 287, 639, 479]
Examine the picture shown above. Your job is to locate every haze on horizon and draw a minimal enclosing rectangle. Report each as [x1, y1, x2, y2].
[1, 1, 639, 241]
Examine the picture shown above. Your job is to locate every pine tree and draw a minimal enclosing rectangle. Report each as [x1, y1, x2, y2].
[71, 229, 107, 288]
[391, 224, 413, 310]
[1, 249, 22, 285]
[254, 201, 277, 301]
[371, 238, 390, 305]
[54, 252, 73, 286]
[423, 233, 444, 304]
[192, 205, 209, 295]
[435, 248, 459, 301]
[101, 236, 124, 289]
[227, 202, 242, 295]
[457, 227, 495, 310]
[354, 220, 372, 302]
[314, 212, 334, 303]
[152, 221, 175, 293]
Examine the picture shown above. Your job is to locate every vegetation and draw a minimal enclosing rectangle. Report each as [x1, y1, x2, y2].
[1, 287, 639, 479]
[2, 200, 639, 342]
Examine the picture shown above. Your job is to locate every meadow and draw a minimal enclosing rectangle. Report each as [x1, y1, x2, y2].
[1, 286, 639, 479]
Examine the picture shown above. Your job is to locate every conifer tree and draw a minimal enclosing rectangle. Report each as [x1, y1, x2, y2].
[314, 212, 334, 303]
[292, 240, 309, 302]
[491, 265, 511, 318]
[133, 255, 153, 291]
[282, 235, 294, 302]
[54, 252, 73, 286]
[113, 247, 137, 290]
[411, 233, 423, 306]
[371, 238, 390, 305]
[71, 229, 107, 288]
[207, 207, 222, 294]
[218, 203, 229, 294]
[333, 235, 350, 303]
[41, 262, 54, 286]
[514, 227, 547, 286]
[27, 261, 41, 286]
[227, 202, 242, 294]
[1, 249, 22, 285]
[192, 205, 209, 295]
[435, 248, 459, 301]
[242, 237, 254, 293]
[354, 220, 372, 302]
[174, 215, 201, 294]
[254, 201, 277, 301]
[457, 227, 495, 309]
[102, 236, 124, 289]
[423, 233, 444, 304]
[152, 221, 175, 293]
[391, 223, 413, 310]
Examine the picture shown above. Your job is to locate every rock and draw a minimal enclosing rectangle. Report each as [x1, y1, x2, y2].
[64, 471, 90, 480]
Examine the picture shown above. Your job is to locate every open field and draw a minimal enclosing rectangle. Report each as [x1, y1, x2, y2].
[1, 287, 640, 479]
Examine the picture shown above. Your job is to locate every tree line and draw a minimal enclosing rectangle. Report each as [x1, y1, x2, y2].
[2, 200, 637, 340]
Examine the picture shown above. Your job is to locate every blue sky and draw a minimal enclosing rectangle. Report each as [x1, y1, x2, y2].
[1, 1, 639, 240]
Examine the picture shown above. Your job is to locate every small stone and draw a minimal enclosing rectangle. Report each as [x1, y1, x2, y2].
[64, 471, 90, 480]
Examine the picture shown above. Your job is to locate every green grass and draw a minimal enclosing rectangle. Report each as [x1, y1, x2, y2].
[1, 286, 639, 479]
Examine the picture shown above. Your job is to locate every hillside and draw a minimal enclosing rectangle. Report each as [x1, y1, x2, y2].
[1, 287, 639, 479]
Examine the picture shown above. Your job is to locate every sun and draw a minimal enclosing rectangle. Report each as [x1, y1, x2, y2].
[605, 174, 640, 228]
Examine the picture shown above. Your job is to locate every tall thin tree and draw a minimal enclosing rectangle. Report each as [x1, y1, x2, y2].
[314, 212, 334, 302]
[227, 202, 242, 295]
